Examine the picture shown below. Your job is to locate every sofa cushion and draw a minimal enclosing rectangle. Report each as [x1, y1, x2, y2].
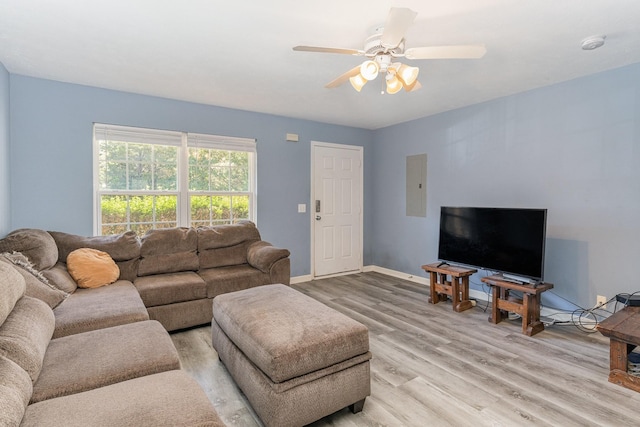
[1, 254, 68, 309]
[49, 230, 141, 282]
[67, 248, 120, 289]
[52, 280, 149, 339]
[0, 262, 26, 326]
[134, 271, 207, 307]
[138, 228, 199, 276]
[146, 298, 213, 332]
[197, 221, 261, 269]
[0, 296, 55, 383]
[41, 262, 78, 294]
[0, 229, 58, 271]
[198, 264, 271, 299]
[197, 221, 261, 250]
[22, 370, 225, 427]
[247, 241, 291, 273]
[0, 355, 33, 427]
[199, 241, 255, 269]
[31, 320, 180, 403]
[213, 284, 370, 383]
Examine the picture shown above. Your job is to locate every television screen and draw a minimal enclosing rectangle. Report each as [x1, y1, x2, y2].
[438, 207, 547, 281]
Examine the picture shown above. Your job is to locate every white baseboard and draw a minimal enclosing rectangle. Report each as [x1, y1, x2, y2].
[290, 274, 313, 284]
[291, 270, 360, 283]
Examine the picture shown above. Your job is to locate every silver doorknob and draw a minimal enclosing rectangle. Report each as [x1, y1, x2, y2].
[315, 215, 321, 220]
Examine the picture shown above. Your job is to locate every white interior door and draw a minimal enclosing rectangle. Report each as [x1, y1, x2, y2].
[312, 142, 363, 277]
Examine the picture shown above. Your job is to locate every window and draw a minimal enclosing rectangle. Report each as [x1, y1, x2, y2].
[94, 124, 256, 235]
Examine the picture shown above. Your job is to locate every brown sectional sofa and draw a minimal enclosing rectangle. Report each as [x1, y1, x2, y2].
[0, 221, 291, 426]
[0, 262, 224, 427]
[6, 221, 290, 334]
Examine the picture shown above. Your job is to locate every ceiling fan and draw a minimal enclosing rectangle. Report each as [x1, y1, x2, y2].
[293, 7, 486, 94]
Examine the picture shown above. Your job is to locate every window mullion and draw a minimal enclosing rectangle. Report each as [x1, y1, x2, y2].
[178, 133, 190, 227]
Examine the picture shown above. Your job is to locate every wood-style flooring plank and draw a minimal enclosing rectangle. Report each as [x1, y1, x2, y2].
[171, 272, 640, 426]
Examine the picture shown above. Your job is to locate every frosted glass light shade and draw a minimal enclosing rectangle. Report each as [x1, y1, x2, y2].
[349, 74, 367, 92]
[360, 60, 380, 81]
[386, 75, 403, 94]
[397, 64, 419, 86]
[404, 79, 422, 92]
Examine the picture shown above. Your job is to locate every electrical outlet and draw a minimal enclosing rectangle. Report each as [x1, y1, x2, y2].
[596, 295, 607, 309]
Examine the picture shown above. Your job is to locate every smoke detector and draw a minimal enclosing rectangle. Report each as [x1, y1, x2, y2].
[581, 35, 606, 50]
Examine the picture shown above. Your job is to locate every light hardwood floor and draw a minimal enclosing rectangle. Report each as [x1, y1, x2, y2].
[171, 272, 640, 426]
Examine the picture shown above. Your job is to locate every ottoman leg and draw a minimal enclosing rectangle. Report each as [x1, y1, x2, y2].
[348, 398, 366, 414]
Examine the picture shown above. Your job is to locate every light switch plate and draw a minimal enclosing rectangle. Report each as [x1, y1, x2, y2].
[297, 204, 306, 213]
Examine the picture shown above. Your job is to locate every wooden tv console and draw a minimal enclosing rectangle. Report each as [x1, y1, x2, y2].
[481, 275, 553, 336]
[421, 263, 476, 312]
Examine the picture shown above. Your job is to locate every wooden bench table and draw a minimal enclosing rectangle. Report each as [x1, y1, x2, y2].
[421, 263, 477, 312]
[597, 307, 640, 393]
[481, 275, 553, 336]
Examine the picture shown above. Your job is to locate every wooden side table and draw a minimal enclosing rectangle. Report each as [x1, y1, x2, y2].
[597, 307, 640, 393]
[480, 275, 553, 336]
[421, 263, 477, 312]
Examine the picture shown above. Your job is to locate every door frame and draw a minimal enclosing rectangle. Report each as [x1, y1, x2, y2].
[310, 141, 364, 278]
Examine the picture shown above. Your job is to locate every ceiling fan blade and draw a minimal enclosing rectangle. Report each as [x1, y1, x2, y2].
[293, 46, 363, 55]
[405, 44, 487, 60]
[325, 66, 362, 89]
[381, 8, 418, 49]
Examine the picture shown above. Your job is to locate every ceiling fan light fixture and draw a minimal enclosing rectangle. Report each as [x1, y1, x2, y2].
[397, 63, 419, 86]
[404, 79, 422, 92]
[360, 60, 380, 80]
[349, 74, 367, 92]
[293, 7, 487, 95]
[385, 73, 403, 94]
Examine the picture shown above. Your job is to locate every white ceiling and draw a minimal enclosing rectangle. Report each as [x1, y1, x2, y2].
[1, 1, 639, 130]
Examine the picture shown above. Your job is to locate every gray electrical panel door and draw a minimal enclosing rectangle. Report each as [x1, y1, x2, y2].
[406, 154, 427, 217]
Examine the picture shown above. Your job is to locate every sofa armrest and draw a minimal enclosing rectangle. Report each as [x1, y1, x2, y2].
[247, 241, 290, 273]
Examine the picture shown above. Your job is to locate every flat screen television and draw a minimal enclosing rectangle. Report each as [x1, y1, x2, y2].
[438, 207, 547, 282]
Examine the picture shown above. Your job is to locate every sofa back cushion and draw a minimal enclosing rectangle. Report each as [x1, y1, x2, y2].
[0, 295, 54, 383]
[0, 355, 33, 427]
[0, 255, 68, 309]
[138, 228, 199, 277]
[41, 263, 78, 294]
[49, 231, 141, 282]
[197, 221, 261, 269]
[0, 262, 26, 326]
[0, 229, 58, 271]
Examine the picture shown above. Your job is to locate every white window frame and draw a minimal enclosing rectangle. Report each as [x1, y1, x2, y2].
[186, 132, 257, 228]
[93, 123, 256, 235]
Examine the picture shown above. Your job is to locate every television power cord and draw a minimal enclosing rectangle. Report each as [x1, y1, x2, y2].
[543, 294, 618, 333]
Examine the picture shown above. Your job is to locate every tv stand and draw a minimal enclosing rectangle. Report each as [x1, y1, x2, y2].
[481, 275, 553, 336]
[421, 263, 477, 312]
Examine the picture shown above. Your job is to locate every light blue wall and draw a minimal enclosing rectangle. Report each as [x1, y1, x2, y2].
[8, 75, 373, 277]
[0, 63, 9, 236]
[8, 64, 640, 306]
[372, 63, 640, 309]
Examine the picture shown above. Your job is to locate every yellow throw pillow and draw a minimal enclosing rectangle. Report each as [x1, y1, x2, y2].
[67, 248, 120, 289]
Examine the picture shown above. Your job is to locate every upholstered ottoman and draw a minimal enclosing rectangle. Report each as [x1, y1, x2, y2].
[211, 284, 371, 427]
